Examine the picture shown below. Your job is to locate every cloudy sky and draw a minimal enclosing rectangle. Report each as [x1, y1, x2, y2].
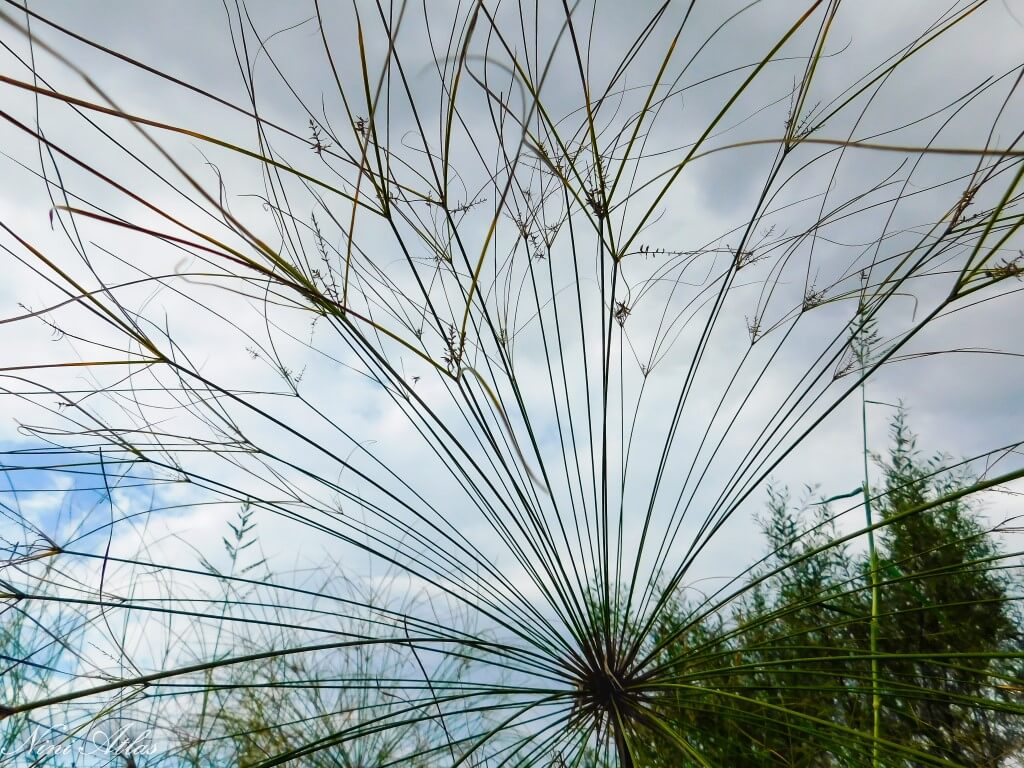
[1, 0, 1023, 760]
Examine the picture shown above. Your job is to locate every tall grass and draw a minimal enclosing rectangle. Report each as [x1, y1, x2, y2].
[1, 1, 1022, 765]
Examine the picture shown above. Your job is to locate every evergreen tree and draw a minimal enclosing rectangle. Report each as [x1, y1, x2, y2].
[640, 411, 1023, 766]
[865, 410, 1023, 765]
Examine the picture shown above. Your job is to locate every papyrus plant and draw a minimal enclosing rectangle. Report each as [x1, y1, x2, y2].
[1, 1, 1022, 765]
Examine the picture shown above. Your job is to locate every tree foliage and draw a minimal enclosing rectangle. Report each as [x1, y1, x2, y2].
[639, 412, 1023, 766]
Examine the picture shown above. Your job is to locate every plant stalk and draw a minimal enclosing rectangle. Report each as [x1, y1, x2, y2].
[861, 380, 881, 766]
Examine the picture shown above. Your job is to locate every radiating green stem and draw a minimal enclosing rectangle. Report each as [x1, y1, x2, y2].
[861, 380, 881, 766]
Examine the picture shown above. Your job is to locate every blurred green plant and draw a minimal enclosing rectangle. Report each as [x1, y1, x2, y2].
[636, 411, 1023, 766]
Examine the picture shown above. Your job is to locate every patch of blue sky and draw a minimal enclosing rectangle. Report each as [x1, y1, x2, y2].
[0, 439, 181, 559]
